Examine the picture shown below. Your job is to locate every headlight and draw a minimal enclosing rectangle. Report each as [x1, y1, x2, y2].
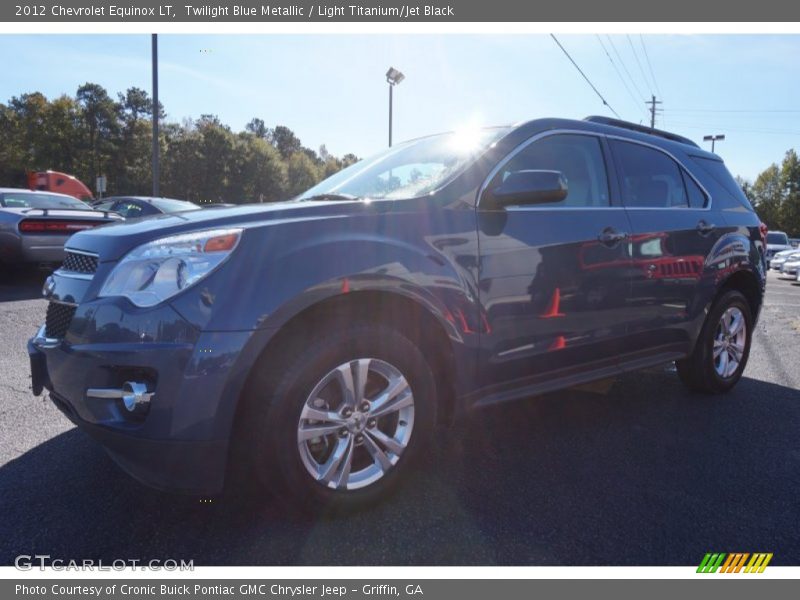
[99, 228, 242, 307]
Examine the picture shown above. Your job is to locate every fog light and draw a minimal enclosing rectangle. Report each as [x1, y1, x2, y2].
[121, 381, 153, 413]
[86, 381, 153, 415]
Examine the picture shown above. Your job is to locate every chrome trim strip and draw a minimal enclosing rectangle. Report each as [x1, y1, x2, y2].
[64, 248, 99, 257]
[476, 128, 714, 212]
[53, 269, 93, 281]
[32, 325, 60, 349]
[45, 297, 78, 308]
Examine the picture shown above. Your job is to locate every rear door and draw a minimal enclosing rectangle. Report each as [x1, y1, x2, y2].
[607, 138, 723, 357]
[476, 132, 634, 391]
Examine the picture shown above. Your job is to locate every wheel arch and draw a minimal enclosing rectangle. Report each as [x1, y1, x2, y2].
[222, 287, 465, 488]
[250, 289, 459, 418]
[716, 267, 764, 321]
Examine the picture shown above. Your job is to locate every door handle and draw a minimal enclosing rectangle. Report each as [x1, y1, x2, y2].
[598, 227, 628, 246]
[696, 220, 716, 236]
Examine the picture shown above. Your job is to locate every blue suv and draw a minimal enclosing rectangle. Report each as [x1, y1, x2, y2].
[28, 117, 766, 511]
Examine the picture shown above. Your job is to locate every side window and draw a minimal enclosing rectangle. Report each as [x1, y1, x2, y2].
[495, 134, 611, 207]
[682, 170, 709, 208]
[136, 203, 159, 216]
[611, 140, 689, 208]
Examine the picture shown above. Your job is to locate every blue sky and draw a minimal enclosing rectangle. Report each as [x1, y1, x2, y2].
[1, 34, 798, 181]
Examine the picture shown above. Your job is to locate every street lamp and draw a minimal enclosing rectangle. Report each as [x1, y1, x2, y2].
[703, 134, 725, 153]
[386, 67, 405, 147]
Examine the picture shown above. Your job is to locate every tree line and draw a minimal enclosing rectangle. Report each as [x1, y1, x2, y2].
[740, 149, 800, 237]
[0, 83, 359, 203]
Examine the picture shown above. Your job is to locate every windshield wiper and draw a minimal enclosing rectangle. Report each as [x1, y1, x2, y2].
[301, 193, 361, 202]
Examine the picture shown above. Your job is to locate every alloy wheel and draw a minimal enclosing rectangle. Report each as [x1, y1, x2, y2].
[713, 306, 747, 379]
[296, 358, 415, 490]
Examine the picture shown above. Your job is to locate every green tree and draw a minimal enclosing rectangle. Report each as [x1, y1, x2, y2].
[0, 84, 359, 204]
[268, 125, 303, 158]
[228, 132, 288, 203]
[286, 151, 321, 197]
[750, 164, 783, 230]
[779, 149, 800, 236]
[76, 83, 119, 188]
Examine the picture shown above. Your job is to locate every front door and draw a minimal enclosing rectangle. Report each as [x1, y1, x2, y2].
[477, 132, 634, 393]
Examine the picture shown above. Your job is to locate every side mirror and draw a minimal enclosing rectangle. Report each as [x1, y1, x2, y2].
[484, 170, 568, 208]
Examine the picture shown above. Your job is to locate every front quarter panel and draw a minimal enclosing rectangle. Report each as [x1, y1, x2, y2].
[169, 207, 481, 338]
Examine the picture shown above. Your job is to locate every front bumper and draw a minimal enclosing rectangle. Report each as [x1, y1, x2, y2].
[781, 264, 800, 276]
[28, 314, 256, 495]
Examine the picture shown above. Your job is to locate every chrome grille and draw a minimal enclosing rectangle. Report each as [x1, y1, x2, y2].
[61, 251, 98, 274]
[45, 302, 77, 339]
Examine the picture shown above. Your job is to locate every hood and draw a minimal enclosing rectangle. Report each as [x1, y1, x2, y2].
[64, 199, 373, 261]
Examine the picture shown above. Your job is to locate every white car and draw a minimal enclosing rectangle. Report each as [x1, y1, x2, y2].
[781, 254, 800, 277]
[770, 248, 800, 271]
[766, 231, 793, 266]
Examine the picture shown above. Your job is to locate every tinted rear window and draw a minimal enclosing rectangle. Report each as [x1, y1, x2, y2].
[689, 156, 752, 209]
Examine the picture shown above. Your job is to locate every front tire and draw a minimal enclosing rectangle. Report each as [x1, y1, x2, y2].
[676, 290, 753, 394]
[242, 324, 437, 514]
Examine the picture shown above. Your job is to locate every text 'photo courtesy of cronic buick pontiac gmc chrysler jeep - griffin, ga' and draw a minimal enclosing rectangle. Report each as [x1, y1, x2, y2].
[28, 116, 766, 512]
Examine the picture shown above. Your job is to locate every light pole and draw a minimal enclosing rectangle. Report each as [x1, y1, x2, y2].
[703, 134, 725, 153]
[386, 67, 405, 147]
[152, 33, 160, 196]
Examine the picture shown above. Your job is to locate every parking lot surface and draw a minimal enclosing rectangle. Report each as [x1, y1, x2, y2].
[1, 269, 799, 566]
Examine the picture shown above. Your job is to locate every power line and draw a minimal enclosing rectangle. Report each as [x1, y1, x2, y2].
[550, 34, 621, 119]
[668, 121, 800, 136]
[668, 108, 800, 113]
[626, 34, 654, 98]
[606, 35, 646, 102]
[596, 35, 648, 122]
[638, 35, 662, 98]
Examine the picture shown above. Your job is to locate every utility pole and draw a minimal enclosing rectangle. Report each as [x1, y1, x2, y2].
[646, 94, 662, 129]
[151, 33, 160, 197]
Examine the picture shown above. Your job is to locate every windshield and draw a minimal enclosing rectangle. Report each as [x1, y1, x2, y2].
[767, 232, 789, 245]
[150, 198, 201, 212]
[297, 128, 511, 201]
[0, 192, 88, 209]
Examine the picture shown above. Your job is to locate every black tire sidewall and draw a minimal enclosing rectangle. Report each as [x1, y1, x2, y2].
[247, 325, 437, 514]
[698, 291, 753, 393]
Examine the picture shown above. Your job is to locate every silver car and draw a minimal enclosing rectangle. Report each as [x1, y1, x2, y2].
[770, 248, 800, 271]
[781, 253, 800, 277]
[0, 188, 121, 268]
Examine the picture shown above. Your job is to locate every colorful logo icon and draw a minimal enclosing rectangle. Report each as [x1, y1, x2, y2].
[697, 553, 773, 573]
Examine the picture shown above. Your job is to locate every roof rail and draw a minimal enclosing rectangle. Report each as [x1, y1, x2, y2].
[584, 116, 699, 148]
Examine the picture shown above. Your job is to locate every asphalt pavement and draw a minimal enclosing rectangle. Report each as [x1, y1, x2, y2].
[1, 269, 798, 566]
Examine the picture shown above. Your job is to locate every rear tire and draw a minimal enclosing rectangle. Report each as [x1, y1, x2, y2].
[676, 290, 753, 394]
[241, 323, 437, 514]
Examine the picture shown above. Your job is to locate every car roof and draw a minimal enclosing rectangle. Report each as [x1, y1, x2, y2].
[103, 196, 192, 203]
[506, 116, 719, 161]
[0, 187, 80, 199]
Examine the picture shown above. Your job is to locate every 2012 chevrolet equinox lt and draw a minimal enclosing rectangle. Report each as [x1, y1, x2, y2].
[29, 117, 766, 511]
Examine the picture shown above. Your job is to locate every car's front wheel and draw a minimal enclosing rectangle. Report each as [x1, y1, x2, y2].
[676, 290, 753, 394]
[242, 324, 437, 513]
